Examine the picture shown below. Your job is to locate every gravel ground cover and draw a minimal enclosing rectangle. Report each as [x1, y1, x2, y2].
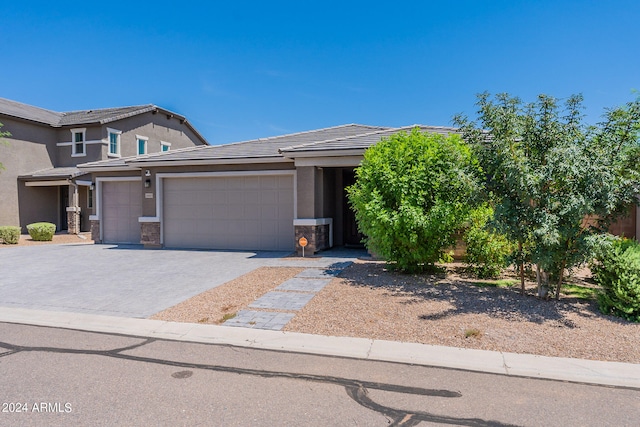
[154, 258, 638, 364]
[150, 267, 305, 324]
[0, 232, 93, 247]
[286, 260, 639, 363]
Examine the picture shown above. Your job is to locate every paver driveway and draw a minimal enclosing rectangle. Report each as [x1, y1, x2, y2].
[0, 244, 289, 317]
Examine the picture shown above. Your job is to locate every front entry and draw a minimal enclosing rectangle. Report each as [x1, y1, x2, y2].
[59, 186, 69, 231]
[342, 169, 364, 247]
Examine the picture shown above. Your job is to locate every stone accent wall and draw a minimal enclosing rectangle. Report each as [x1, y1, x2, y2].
[90, 219, 100, 243]
[140, 222, 161, 247]
[66, 208, 80, 235]
[294, 224, 330, 255]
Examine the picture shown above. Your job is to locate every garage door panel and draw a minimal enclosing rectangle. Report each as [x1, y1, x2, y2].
[102, 181, 142, 244]
[244, 176, 261, 189]
[163, 175, 294, 251]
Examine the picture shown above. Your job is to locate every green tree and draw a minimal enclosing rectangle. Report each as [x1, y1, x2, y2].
[0, 122, 10, 171]
[454, 93, 640, 299]
[347, 128, 481, 272]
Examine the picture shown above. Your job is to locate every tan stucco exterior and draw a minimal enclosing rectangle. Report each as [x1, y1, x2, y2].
[0, 101, 207, 232]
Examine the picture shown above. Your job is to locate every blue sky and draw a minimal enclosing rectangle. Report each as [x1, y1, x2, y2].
[2, 1, 638, 145]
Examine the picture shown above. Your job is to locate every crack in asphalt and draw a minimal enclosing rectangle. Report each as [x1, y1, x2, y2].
[0, 337, 520, 426]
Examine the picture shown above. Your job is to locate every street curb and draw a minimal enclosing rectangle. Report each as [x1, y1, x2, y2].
[1, 307, 638, 389]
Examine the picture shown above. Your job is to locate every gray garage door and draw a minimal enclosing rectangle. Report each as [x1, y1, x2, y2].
[163, 175, 294, 251]
[102, 180, 142, 244]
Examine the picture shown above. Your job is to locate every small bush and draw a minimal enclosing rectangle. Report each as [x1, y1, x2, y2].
[26, 222, 56, 241]
[0, 226, 21, 244]
[591, 236, 640, 322]
[463, 206, 513, 279]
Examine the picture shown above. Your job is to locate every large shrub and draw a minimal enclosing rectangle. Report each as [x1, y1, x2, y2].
[26, 222, 56, 241]
[455, 93, 640, 298]
[591, 236, 640, 322]
[463, 205, 513, 279]
[347, 128, 481, 272]
[0, 226, 21, 244]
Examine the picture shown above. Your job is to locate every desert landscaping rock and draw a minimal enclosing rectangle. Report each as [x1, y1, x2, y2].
[151, 258, 639, 363]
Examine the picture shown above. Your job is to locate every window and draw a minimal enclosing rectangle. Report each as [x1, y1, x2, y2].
[136, 135, 148, 155]
[161, 141, 171, 152]
[71, 128, 86, 156]
[107, 128, 121, 157]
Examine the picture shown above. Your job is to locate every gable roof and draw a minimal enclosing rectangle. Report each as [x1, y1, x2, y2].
[123, 124, 389, 166]
[0, 98, 208, 144]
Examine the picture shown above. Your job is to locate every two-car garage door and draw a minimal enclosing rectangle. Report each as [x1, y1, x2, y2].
[162, 174, 294, 251]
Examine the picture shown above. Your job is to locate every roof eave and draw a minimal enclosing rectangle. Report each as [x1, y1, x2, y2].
[77, 166, 142, 173]
[281, 148, 367, 158]
[126, 156, 292, 168]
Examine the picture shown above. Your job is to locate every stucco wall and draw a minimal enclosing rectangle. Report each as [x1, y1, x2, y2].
[0, 118, 56, 227]
[55, 125, 104, 168]
[100, 111, 205, 159]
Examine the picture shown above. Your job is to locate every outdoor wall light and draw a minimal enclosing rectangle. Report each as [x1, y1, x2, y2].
[89, 183, 94, 190]
[145, 169, 151, 177]
[144, 179, 151, 188]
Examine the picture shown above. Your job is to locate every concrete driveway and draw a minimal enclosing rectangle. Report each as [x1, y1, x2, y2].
[0, 244, 290, 318]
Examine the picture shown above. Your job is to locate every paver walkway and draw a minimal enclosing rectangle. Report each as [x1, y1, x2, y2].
[223, 262, 352, 330]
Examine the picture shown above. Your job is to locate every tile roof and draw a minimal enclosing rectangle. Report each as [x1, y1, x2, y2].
[0, 97, 63, 126]
[57, 105, 157, 126]
[78, 124, 459, 170]
[279, 125, 459, 154]
[126, 124, 389, 164]
[0, 97, 208, 145]
[18, 166, 87, 180]
[0, 98, 189, 129]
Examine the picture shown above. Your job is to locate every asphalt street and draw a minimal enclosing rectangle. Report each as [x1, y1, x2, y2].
[1, 322, 638, 427]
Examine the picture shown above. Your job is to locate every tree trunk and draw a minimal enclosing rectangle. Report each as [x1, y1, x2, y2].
[519, 241, 525, 295]
[537, 265, 549, 299]
[555, 262, 565, 300]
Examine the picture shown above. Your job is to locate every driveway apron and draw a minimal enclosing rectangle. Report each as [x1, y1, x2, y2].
[0, 244, 289, 318]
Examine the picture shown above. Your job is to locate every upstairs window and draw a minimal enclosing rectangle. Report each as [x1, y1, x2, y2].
[107, 128, 121, 157]
[137, 135, 148, 155]
[161, 141, 171, 152]
[71, 128, 86, 157]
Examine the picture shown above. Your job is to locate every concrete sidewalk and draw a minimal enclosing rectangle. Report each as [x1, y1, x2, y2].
[1, 307, 638, 389]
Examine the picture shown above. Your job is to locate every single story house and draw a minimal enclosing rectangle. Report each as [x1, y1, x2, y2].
[78, 123, 640, 254]
[79, 124, 465, 253]
[0, 98, 208, 233]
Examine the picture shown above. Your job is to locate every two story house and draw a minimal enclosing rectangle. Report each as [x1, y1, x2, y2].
[0, 98, 207, 234]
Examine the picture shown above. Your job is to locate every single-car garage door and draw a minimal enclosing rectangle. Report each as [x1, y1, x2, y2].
[102, 180, 142, 244]
[163, 174, 294, 251]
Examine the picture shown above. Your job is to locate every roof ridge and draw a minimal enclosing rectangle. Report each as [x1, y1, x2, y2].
[278, 124, 460, 152]
[251, 123, 389, 143]
[183, 123, 389, 150]
[60, 104, 154, 115]
[278, 125, 408, 151]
